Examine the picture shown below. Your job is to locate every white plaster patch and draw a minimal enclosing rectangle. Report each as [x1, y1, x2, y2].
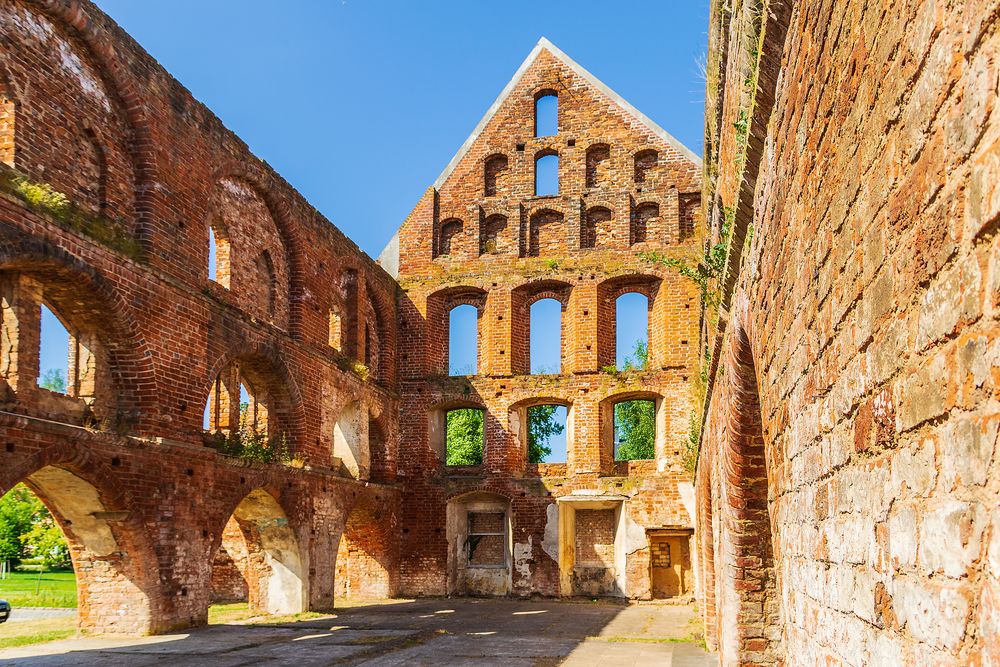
[55, 39, 110, 111]
[621, 510, 648, 555]
[514, 537, 532, 580]
[677, 481, 696, 525]
[221, 177, 254, 198]
[1, 3, 53, 43]
[541, 503, 559, 562]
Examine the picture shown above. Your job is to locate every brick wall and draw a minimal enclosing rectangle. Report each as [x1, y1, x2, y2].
[391, 40, 703, 599]
[696, 0, 999, 665]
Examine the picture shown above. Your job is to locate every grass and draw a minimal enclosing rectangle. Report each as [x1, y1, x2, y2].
[0, 616, 75, 648]
[0, 571, 77, 608]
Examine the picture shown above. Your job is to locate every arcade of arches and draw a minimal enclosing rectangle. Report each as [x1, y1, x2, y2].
[0, 2, 997, 667]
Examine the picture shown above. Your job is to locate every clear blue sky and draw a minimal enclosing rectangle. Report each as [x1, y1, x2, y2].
[93, 0, 709, 258]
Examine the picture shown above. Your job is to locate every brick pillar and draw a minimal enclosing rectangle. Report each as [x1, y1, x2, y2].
[1, 274, 41, 399]
[570, 282, 598, 373]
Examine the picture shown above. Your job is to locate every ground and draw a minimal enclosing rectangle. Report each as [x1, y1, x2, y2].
[0, 599, 715, 665]
[0, 571, 76, 608]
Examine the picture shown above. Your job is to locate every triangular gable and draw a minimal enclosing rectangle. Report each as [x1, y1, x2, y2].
[431, 36, 701, 190]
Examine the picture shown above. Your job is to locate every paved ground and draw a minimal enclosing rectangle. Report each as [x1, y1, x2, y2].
[0, 598, 716, 666]
[5, 608, 75, 623]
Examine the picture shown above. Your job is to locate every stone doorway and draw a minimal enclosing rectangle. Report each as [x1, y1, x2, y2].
[649, 530, 692, 599]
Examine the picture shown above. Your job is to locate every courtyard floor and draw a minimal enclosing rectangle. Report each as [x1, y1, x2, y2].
[0, 598, 716, 666]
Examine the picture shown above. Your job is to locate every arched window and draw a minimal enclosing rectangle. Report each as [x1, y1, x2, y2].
[208, 220, 231, 287]
[616, 292, 649, 370]
[446, 407, 484, 466]
[38, 303, 71, 394]
[631, 203, 659, 245]
[581, 206, 612, 249]
[529, 298, 561, 374]
[634, 149, 658, 183]
[438, 218, 463, 257]
[614, 398, 656, 460]
[527, 404, 568, 463]
[585, 144, 610, 188]
[534, 92, 558, 137]
[535, 152, 559, 196]
[480, 214, 507, 255]
[448, 304, 478, 376]
[484, 154, 508, 197]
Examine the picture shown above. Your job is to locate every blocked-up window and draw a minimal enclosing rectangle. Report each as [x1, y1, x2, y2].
[468, 511, 506, 567]
[484, 154, 508, 197]
[631, 203, 659, 245]
[439, 219, 463, 257]
[634, 150, 658, 183]
[585, 144, 610, 188]
[575, 509, 615, 566]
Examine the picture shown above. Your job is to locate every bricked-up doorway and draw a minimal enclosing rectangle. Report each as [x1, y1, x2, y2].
[557, 497, 630, 598]
[12, 465, 155, 635]
[648, 529, 693, 599]
[210, 489, 306, 616]
[446, 492, 512, 596]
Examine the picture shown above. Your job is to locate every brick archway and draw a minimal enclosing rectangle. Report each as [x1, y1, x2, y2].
[0, 441, 160, 635]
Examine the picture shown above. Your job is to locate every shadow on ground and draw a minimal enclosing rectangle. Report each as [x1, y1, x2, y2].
[0, 598, 717, 666]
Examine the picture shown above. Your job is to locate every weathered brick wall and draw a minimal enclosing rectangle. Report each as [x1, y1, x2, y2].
[0, 0, 400, 634]
[389, 41, 704, 599]
[697, 0, 999, 665]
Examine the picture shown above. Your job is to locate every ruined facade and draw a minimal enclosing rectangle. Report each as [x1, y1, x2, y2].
[695, 0, 1000, 665]
[379, 39, 703, 599]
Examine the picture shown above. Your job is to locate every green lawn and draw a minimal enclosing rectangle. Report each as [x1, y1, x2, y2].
[0, 570, 77, 608]
[0, 616, 75, 648]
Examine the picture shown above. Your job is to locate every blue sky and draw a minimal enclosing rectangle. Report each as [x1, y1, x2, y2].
[93, 0, 709, 258]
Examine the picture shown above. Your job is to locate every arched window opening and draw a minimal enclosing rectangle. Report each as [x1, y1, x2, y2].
[634, 149, 658, 183]
[0, 91, 15, 168]
[581, 206, 612, 249]
[448, 304, 478, 376]
[446, 407, 484, 466]
[0, 482, 75, 601]
[614, 398, 656, 460]
[616, 292, 649, 370]
[480, 214, 507, 255]
[38, 303, 71, 395]
[484, 154, 508, 197]
[529, 298, 561, 374]
[239, 381, 269, 433]
[527, 404, 567, 463]
[438, 219, 463, 257]
[203, 360, 289, 461]
[535, 152, 559, 196]
[585, 144, 611, 188]
[208, 221, 231, 288]
[534, 92, 558, 137]
[631, 203, 659, 245]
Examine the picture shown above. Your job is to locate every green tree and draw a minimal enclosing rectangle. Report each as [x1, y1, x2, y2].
[445, 408, 484, 465]
[39, 368, 66, 393]
[24, 517, 71, 569]
[527, 405, 565, 463]
[614, 340, 655, 460]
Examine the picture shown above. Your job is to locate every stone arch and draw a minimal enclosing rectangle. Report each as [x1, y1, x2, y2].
[0, 238, 160, 429]
[446, 490, 513, 596]
[425, 285, 488, 376]
[510, 278, 572, 375]
[0, 442, 158, 635]
[335, 494, 398, 600]
[720, 323, 780, 664]
[210, 488, 307, 616]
